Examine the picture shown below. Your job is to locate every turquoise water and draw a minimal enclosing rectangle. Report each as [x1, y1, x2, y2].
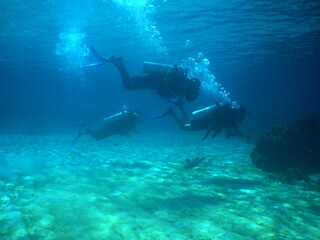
[1, 134, 320, 239]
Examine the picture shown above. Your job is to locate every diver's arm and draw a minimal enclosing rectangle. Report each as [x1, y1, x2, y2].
[170, 109, 190, 131]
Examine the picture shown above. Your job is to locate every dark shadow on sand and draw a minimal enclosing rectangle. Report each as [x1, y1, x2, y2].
[200, 176, 264, 190]
[108, 190, 224, 215]
[107, 161, 152, 170]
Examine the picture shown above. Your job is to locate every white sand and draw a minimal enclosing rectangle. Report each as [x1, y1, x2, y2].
[0, 134, 319, 240]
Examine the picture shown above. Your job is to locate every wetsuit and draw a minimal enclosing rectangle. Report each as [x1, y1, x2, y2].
[190, 105, 238, 131]
[113, 60, 187, 103]
[168, 104, 246, 140]
[86, 112, 138, 140]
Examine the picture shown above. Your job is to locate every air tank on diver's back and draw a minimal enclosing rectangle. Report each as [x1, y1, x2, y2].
[191, 105, 217, 120]
[103, 111, 129, 124]
[142, 61, 175, 74]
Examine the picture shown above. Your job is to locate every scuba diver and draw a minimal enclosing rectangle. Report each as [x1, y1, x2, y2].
[82, 47, 201, 105]
[163, 103, 249, 140]
[68, 106, 143, 149]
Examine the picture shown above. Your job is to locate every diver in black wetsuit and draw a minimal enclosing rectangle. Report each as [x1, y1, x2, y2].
[68, 108, 142, 148]
[164, 103, 248, 140]
[111, 57, 200, 104]
[84, 110, 142, 140]
[82, 47, 200, 104]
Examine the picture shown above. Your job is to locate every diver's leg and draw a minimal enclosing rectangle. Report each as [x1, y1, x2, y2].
[211, 130, 220, 139]
[177, 102, 189, 122]
[169, 109, 190, 131]
[112, 59, 155, 90]
[112, 58, 131, 87]
[125, 75, 156, 90]
[86, 128, 113, 141]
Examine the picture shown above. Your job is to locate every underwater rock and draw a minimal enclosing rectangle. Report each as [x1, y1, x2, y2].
[250, 118, 320, 177]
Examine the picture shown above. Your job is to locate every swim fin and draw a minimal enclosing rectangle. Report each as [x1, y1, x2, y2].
[68, 132, 82, 149]
[81, 62, 108, 68]
[81, 46, 115, 68]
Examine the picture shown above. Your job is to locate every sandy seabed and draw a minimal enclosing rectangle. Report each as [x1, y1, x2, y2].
[0, 133, 319, 240]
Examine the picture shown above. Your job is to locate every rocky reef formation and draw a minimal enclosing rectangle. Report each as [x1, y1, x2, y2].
[251, 118, 320, 178]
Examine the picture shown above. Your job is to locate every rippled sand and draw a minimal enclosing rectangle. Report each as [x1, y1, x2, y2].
[1, 134, 319, 240]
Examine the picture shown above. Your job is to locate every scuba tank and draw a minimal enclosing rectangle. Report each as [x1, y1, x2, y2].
[143, 61, 175, 74]
[143, 61, 188, 76]
[192, 105, 217, 120]
[103, 110, 128, 124]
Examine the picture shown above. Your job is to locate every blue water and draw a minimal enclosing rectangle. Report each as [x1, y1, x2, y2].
[1, 0, 319, 136]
